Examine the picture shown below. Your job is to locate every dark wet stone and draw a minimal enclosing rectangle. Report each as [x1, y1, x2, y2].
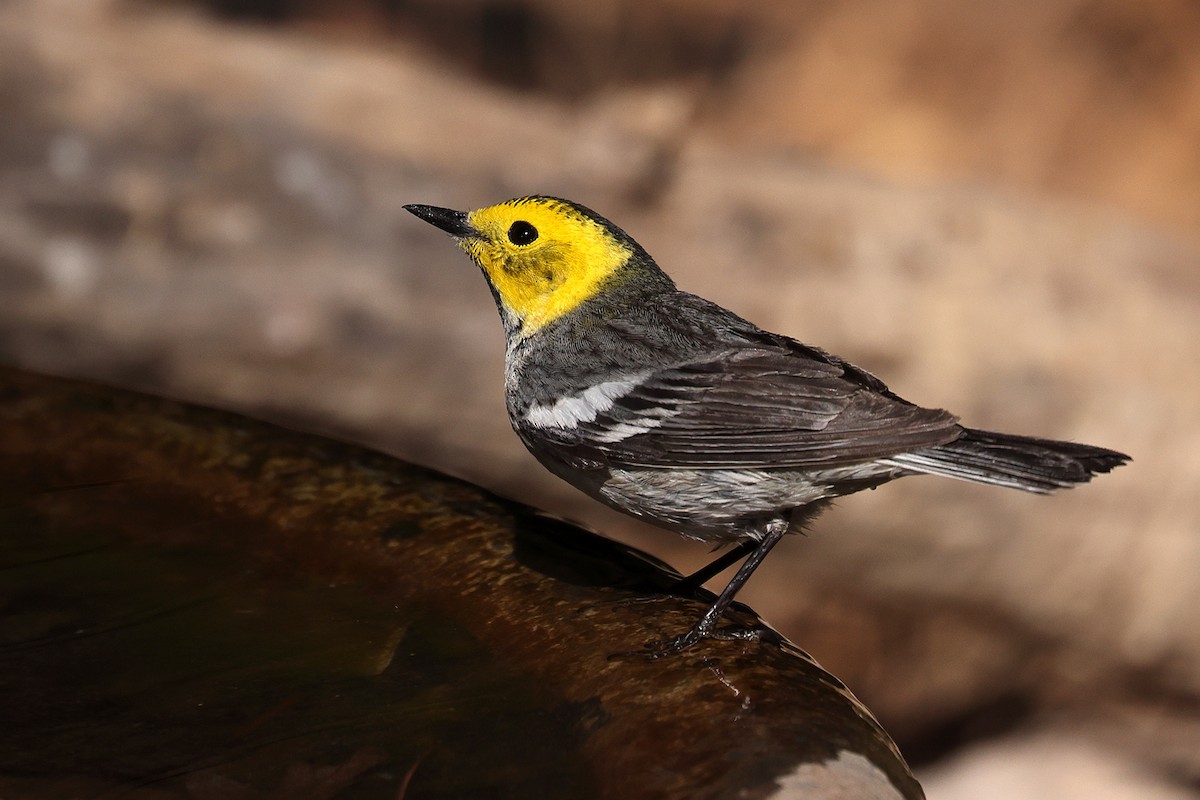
[0, 368, 924, 799]
[379, 518, 426, 541]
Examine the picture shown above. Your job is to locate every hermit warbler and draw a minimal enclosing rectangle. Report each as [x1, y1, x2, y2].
[405, 196, 1128, 656]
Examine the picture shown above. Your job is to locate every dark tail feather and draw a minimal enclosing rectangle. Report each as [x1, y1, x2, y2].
[883, 428, 1130, 494]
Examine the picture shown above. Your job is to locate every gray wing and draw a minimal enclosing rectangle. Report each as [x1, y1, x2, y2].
[537, 345, 961, 470]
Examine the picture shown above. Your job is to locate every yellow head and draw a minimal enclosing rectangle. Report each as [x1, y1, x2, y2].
[405, 197, 671, 338]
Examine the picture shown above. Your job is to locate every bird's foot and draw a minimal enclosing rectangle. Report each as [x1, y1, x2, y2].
[709, 622, 781, 646]
[627, 621, 779, 660]
[640, 627, 707, 659]
[605, 623, 709, 661]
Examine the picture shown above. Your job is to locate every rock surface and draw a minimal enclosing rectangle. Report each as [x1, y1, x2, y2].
[0, 367, 924, 800]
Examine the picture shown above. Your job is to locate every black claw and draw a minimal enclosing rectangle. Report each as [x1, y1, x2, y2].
[710, 623, 781, 646]
[607, 618, 780, 661]
[644, 629, 705, 659]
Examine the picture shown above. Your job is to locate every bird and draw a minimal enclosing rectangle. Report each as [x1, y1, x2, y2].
[404, 196, 1129, 656]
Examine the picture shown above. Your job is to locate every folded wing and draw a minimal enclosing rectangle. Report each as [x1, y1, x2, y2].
[542, 346, 961, 470]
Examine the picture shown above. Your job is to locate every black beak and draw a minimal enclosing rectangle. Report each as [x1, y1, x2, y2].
[404, 204, 477, 239]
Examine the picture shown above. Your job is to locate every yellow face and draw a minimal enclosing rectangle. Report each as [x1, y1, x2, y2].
[461, 198, 633, 336]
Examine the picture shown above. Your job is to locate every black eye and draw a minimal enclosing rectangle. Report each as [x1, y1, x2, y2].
[507, 220, 538, 245]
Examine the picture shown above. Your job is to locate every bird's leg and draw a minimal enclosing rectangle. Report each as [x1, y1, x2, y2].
[646, 519, 788, 658]
[671, 540, 756, 594]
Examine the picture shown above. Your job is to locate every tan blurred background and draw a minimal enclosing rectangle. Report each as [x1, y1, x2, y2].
[2, 0, 1198, 797]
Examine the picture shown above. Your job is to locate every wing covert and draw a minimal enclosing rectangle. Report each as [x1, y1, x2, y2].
[551, 347, 960, 469]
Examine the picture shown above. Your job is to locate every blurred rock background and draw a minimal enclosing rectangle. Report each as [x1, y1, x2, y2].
[1, 0, 1197, 796]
